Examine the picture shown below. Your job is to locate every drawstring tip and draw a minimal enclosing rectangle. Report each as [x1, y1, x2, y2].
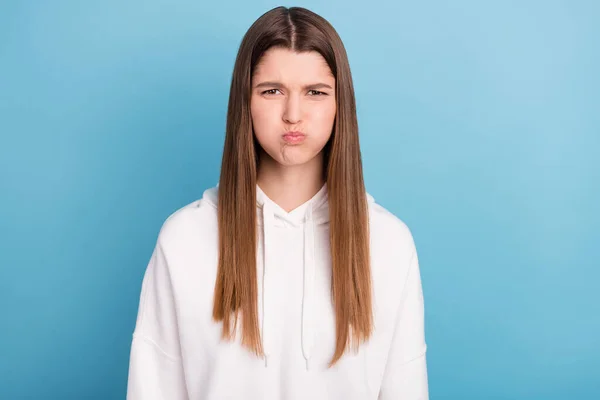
[305, 359, 310, 371]
[264, 355, 268, 368]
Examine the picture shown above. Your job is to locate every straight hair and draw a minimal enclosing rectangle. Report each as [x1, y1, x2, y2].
[212, 6, 372, 367]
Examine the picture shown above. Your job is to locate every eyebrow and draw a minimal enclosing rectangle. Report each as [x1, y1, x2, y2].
[254, 81, 333, 90]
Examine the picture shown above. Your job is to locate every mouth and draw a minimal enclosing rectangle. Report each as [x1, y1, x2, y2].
[282, 131, 306, 144]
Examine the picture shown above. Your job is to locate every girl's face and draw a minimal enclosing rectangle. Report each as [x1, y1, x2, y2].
[251, 47, 337, 167]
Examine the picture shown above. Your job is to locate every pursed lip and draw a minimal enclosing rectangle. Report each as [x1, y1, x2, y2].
[283, 131, 305, 136]
[282, 131, 306, 144]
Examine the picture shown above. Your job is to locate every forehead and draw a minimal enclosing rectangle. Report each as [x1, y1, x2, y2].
[253, 48, 334, 83]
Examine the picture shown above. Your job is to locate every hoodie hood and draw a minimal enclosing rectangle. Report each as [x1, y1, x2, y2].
[202, 183, 375, 370]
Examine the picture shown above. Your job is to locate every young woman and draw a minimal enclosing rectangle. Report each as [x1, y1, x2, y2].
[127, 6, 428, 400]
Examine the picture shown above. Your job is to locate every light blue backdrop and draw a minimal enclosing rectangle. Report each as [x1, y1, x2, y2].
[1, 1, 598, 399]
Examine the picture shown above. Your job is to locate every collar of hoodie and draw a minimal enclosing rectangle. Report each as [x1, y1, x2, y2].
[203, 183, 374, 370]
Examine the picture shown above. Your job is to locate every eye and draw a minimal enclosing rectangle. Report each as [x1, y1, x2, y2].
[262, 89, 281, 95]
[308, 90, 327, 96]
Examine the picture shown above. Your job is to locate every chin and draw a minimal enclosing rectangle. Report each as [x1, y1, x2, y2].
[275, 150, 321, 167]
[277, 156, 315, 167]
[258, 144, 324, 168]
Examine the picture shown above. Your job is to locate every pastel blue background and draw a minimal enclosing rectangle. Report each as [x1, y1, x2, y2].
[1, 1, 598, 399]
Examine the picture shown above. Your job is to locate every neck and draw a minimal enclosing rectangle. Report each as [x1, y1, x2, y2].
[257, 151, 325, 213]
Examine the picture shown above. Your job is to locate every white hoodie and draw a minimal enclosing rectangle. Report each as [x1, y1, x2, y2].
[126, 184, 428, 400]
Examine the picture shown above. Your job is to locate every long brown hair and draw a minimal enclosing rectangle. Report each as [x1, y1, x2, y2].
[212, 6, 372, 367]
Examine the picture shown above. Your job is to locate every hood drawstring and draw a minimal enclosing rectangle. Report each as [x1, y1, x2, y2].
[258, 189, 321, 371]
[301, 204, 316, 370]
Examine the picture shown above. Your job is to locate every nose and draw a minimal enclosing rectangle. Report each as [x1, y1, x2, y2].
[282, 93, 301, 124]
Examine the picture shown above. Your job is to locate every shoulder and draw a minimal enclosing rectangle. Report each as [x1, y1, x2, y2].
[155, 188, 219, 250]
[145, 189, 220, 289]
[368, 198, 417, 262]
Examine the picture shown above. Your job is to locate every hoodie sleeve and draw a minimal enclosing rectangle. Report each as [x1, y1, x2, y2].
[126, 238, 189, 400]
[378, 249, 429, 400]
